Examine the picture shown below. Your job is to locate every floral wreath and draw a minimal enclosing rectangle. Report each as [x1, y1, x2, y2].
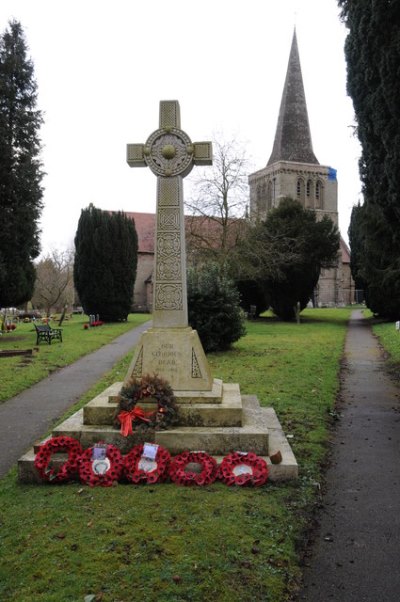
[34, 436, 82, 483]
[218, 452, 268, 487]
[78, 443, 124, 487]
[124, 443, 171, 484]
[114, 374, 179, 436]
[169, 451, 218, 486]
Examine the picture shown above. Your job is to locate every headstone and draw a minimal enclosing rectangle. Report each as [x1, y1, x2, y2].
[125, 100, 213, 390]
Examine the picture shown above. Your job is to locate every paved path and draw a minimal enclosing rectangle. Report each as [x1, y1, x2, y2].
[0, 320, 151, 478]
[299, 310, 400, 601]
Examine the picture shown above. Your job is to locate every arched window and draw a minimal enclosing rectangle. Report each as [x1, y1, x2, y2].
[261, 182, 267, 202]
[267, 181, 273, 209]
[306, 179, 313, 208]
[315, 180, 324, 208]
[296, 178, 305, 204]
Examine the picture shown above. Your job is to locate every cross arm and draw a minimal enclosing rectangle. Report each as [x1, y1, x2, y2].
[127, 143, 146, 167]
[192, 141, 213, 166]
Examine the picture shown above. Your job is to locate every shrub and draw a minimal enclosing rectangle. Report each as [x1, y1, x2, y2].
[187, 263, 246, 352]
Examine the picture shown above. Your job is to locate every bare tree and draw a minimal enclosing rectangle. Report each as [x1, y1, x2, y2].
[32, 249, 75, 317]
[185, 135, 250, 269]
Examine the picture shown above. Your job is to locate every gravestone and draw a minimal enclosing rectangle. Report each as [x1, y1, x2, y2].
[125, 100, 214, 391]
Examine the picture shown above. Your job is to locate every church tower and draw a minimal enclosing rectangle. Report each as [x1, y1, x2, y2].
[248, 29, 342, 306]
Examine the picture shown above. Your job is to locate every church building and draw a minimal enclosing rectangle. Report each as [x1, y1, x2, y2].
[248, 29, 353, 306]
[127, 29, 353, 312]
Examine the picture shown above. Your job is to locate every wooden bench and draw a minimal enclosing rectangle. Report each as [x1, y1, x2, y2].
[34, 324, 63, 345]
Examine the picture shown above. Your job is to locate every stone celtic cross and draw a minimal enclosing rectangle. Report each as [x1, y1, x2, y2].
[127, 100, 212, 328]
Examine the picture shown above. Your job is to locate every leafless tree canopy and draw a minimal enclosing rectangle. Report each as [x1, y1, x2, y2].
[32, 249, 75, 316]
[185, 136, 250, 268]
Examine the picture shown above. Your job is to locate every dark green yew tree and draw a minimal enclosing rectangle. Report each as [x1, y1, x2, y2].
[0, 20, 44, 307]
[259, 198, 339, 321]
[74, 205, 138, 321]
[338, 0, 400, 318]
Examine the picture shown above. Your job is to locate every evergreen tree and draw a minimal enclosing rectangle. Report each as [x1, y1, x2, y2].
[0, 20, 44, 307]
[338, 0, 400, 317]
[255, 198, 339, 321]
[74, 205, 138, 321]
[187, 262, 246, 352]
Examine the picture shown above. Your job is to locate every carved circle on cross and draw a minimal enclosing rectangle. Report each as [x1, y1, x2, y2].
[143, 127, 194, 177]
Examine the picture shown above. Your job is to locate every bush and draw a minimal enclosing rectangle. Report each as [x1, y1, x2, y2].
[187, 263, 246, 352]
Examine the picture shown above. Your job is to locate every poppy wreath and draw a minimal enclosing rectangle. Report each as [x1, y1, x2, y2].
[169, 451, 218, 486]
[124, 444, 171, 484]
[78, 444, 124, 487]
[114, 374, 179, 436]
[34, 436, 83, 483]
[218, 452, 268, 487]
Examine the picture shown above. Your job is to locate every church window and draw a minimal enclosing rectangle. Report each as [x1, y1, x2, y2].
[273, 178, 276, 204]
[261, 182, 266, 201]
[316, 180, 324, 208]
[267, 181, 273, 209]
[296, 178, 305, 204]
[306, 179, 313, 208]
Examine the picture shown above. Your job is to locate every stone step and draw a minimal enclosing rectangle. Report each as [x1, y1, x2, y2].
[51, 394, 268, 454]
[83, 382, 242, 428]
[17, 390, 298, 483]
[100, 379, 225, 405]
[18, 420, 297, 483]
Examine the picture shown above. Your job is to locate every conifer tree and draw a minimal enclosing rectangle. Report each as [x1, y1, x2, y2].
[0, 20, 44, 307]
[338, 0, 400, 317]
[74, 205, 138, 321]
[248, 198, 340, 321]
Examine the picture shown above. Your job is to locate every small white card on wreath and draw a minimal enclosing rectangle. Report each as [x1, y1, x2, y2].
[142, 443, 159, 461]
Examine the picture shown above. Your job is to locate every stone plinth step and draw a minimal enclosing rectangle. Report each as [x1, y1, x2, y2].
[52, 410, 154, 453]
[83, 381, 242, 428]
[103, 379, 225, 406]
[17, 387, 298, 483]
[18, 413, 297, 483]
[174, 378, 223, 404]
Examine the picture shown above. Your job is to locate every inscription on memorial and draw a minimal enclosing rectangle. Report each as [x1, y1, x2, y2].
[151, 343, 182, 375]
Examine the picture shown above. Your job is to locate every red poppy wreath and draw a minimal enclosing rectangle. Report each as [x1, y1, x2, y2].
[169, 451, 218, 486]
[34, 436, 83, 483]
[124, 443, 171, 484]
[114, 374, 179, 436]
[78, 443, 124, 487]
[218, 452, 268, 487]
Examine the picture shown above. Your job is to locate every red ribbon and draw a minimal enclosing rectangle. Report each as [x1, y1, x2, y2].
[117, 407, 152, 437]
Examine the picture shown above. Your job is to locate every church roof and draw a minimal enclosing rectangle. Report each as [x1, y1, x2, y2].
[124, 211, 245, 254]
[267, 29, 319, 166]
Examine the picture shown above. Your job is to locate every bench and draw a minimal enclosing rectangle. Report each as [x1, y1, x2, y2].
[34, 324, 63, 345]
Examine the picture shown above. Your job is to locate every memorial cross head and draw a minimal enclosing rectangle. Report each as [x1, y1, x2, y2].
[127, 100, 212, 178]
[126, 100, 212, 329]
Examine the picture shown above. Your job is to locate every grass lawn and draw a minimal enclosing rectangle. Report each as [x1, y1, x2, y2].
[0, 313, 150, 402]
[370, 316, 400, 375]
[0, 308, 352, 602]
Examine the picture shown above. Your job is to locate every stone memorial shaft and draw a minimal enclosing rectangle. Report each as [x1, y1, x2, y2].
[125, 100, 213, 390]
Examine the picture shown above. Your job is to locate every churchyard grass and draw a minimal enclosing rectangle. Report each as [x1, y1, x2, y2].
[0, 314, 150, 402]
[0, 308, 351, 602]
[371, 317, 400, 368]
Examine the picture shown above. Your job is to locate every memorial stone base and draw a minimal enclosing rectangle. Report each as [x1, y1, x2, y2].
[18, 378, 298, 483]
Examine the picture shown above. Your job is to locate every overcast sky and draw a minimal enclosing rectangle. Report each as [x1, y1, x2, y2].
[1, 0, 362, 253]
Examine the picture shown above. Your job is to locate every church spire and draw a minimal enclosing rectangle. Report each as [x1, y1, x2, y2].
[267, 29, 319, 166]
